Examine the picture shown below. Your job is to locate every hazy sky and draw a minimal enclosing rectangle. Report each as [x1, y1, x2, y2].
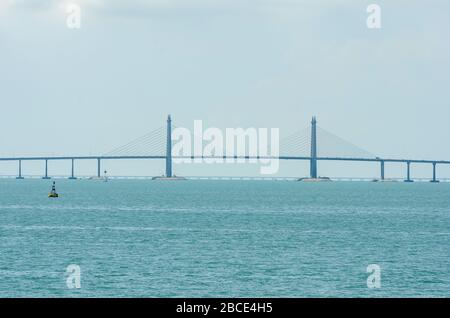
[1, 0, 449, 178]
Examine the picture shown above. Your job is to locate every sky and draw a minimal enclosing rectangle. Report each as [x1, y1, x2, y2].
[1, 0, 450, 178]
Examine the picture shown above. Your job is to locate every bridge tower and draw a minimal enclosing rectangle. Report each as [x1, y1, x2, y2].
[166, 115, 173, 178]
[310, 116, 318, 179]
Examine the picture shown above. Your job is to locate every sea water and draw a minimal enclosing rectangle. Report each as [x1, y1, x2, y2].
[0, 179, 449, 297]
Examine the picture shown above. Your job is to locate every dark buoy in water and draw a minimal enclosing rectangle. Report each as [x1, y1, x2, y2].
[48, 181, 59, 198]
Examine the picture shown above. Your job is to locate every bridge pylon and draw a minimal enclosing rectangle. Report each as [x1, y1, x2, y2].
[166, 115, 173, 178]
[153, 115, 185, 180]
[310, 116, 318, 179]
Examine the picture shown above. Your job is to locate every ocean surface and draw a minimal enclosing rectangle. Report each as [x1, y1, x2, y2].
[0, 179, 449, 297]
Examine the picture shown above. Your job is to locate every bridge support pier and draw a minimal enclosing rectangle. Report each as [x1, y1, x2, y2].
[16, 160, 24, 179]
[42, 159, 51, 179]
[97, 158, 101, 178]
[380, 160, 385, 181]
[68, 159, 77, 179]
[404, 161, 413, 182]
[431, 162, 439, 183]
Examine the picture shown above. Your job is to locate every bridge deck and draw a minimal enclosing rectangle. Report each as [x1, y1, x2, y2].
[0, 155, 449, 165]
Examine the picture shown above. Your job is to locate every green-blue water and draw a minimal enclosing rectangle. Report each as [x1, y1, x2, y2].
[0, 179, 449, 297]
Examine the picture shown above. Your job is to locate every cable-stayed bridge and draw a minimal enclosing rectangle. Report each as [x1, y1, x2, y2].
[1, 116, 449, 182]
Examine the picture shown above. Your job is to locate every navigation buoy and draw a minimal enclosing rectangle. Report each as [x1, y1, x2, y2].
[48, 181, 59, 198]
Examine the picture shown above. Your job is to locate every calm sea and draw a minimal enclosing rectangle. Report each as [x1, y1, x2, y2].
[0, 179, 449, 297]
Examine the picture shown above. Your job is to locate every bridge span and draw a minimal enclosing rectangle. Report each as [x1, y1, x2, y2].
[1, 116, 449, 182]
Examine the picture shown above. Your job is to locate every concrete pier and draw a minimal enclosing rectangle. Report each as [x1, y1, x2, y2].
[42, 159, 51, 179]
[431, 162, 439, 183]
[16, 160, 24, 179]
[68, 159, 77, 179]
[404, 161, 413, 182]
